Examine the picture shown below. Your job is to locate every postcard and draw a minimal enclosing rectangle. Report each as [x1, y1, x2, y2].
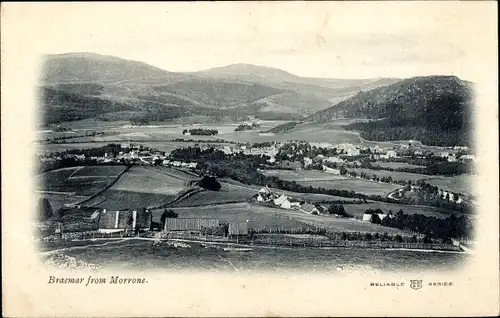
[1, 2, 498, 317]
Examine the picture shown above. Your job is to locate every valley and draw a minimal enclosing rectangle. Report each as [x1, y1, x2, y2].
[35, 52, 476, 271]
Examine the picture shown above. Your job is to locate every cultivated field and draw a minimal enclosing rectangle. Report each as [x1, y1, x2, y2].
[110, 166, 187, 195]
[219, 178, 360, 203]
[36, 165, 127, 210]
[345, 168, 430, 182]
[297, 178, 401, 196]
[171, 182, 253, 207]
[425, 175, 475, 196]
[37, 165, 125, 196]
[94, 189, 176, 210]
[372, 161, 426, 169]
[259, 169, 348, 181]
[341, 202, 464, 219]
[163, 202, 308, 230]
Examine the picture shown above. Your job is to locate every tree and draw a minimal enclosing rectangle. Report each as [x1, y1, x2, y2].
[160, 209, 178, 225]
[370, 213, 382, 224]
[198, 176, 222, 191]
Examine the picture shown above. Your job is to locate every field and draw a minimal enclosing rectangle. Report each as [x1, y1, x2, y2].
[110, 166, 188, 195]
[45, 240, 467, 272]
[425, 175, 475, 196]
[94, 190, 176, 210]
[37, 166, 125, 195]
[171, 182, 253, 207]
[372, 161, 426, 169]
[345, 168, 430, 182]
[166, 203, 309, 230]
[219, 178, 360, 203]
[297, 178, 401, 196]
[259, 169, 348, 181]
[36, 165, 127, 210]
[341, 202, 464, 219]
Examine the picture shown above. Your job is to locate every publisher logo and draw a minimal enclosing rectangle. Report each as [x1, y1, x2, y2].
[410, 280, 423, 290]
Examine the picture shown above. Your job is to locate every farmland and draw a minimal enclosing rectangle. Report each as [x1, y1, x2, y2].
[171, 182, 253, 207]
[219, 178, 361, 203]
[425, 175, 476, 196]
[341, 202, 464, 219]
[258, 169, 401, 197]
[36, 166, 126, 208]
[94, 190, 176, 210]
[111, 166, 188, 195]
[259, 169, 348, 181]
[372, 161, 426, 169]
[345, 168, 430, 182]
[297, 178, 401, 197]
[164, 203, 306, 230]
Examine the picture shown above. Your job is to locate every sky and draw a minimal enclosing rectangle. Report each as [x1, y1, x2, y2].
[8, 2, 497, 80]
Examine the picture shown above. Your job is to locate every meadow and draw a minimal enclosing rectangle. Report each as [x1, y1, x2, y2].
[297, 178, 401, 196]
[425, 175, 475, 196]
[171, 182, 253, 207]
[345, 168, 430, 182]
[372, 161, 426, 169]
[37, 166, 125, 195]
[341, 202, 465, 219]
[94, 189, 176, 210]
[164, 202, 308, 230]
[259, 169, 348, 181]
[36, 165, 127, 210]
[219, 178, 360, 203]
[110, 166, 187, 195]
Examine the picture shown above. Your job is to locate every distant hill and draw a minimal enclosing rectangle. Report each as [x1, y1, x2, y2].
[39, 52, 399, 126]
[41, 52, 185, 85]
[191, 63, 302, 83]
[306, 76, 474, 146]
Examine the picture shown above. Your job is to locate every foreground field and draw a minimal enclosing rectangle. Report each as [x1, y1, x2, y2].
[171, 182, 253, 207]
[160, 203, 306, 230]
[44, 240, 467, 272]
[110, 166, 188, 195]
[37, 166, 127, 209]
[94, 190, 176, 210]
[162, 201, 410, 235]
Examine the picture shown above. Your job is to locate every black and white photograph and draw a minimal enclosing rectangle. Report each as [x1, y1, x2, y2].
[2, 2, 498, 317]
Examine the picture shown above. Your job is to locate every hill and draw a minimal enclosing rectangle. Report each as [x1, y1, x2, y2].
[306, 76, 474, 146]
[41, 52, 186, 85]
[39, 53, 399, 126]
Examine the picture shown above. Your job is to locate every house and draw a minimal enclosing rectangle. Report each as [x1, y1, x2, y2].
[362, 213, 387, 222]
[273, 195, 292, 209]
[172, 161, 182, 167]
[258, 186, 273, 195]
[256, 194, 266, 202]
[303, 157, 313, 167]
[300, 203, 320, 215]
[187, 162, 198, 169]
[322, 165, 341, 175]
[386, 150, 397, 158]
[460, 154, 475, 161]
[98, 209, 152, 233]
[325, 157, 345, 164]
